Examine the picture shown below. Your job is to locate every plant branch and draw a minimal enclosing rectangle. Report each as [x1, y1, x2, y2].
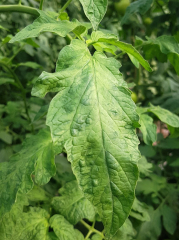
[81, 220, 104, 239]
[0, 5, 39, 16]
[39, 0, 44, 10]
[59, 0, 73, 13]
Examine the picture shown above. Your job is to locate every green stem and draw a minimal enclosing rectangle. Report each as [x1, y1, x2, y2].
[0, 61, 34, 132]
[18, 0, 22, 5]
[59, 0, 73, 13]
[39, 0, 44, 10]
[0, 5, 39, 16]
[81, 220, 104, 239]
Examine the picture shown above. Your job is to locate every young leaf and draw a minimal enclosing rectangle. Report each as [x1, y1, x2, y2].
[161, 205, 177, 235]
[51, 180, 95, 224]
[50, 215, 84, 240]
[139, 114, 157, 145]
[0, 128, 55, 219]
[0, 207, 49, 240]
[148, 104, 179, 128]
[121, 0, 153, 25]
[91, 31, 152, 72]
[79, 0, 108, 30]
[32, 39, 140, 239]
[9, 10, 89, 43]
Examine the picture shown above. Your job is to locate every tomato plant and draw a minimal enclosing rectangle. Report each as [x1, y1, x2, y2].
[0, 0, 179, 239]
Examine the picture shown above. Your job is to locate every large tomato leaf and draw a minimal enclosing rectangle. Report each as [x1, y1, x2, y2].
[0, 128, 55, 219]
[32, 39, 140, 239]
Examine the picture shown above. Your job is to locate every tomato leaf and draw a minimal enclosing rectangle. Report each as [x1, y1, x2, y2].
[0, 128, 55, 219]
[139, 114, 157, 145]
[161, 205, 177, 235]
[9, 10, 89, 43]
[121, 0, 153, 25]
[148, 104, 179, 128]
[51, 180, 95, 224]
[91, 31, 152, 72]
[32, 39, 140, 239]
[50, 215, 84, 240]
[0, 207, 49, 240]
[79, 0, 108, 30]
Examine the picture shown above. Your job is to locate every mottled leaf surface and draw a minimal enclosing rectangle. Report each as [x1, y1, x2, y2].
[52, 180, 95, 224]
[32, 39, 140, 239]
[79, 0, 108, 30]
[0, 128, 55, 219]
[121, 0, 153, 25]
[10, 10, 88, 43]
[50, 215, 84, 240]
[139, 114, 157, 145]
[91, 31, 152, 72]
[0, 207, 49, 240]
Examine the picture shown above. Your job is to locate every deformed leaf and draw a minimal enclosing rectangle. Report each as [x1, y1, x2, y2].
[91, 31, 152, 72]
[139, 114, 157, 145]
[0, 207, 49, 240]
[32, 39, 140, 239]
[50, 215, 84, 240]
[0, 128, 55, 219]
[10, 10, 89, 43]
[79, 0, 108, 30]
[51, 180, 95, 224]
[121, 0, 153, 25]
[161, 205, 177, 235]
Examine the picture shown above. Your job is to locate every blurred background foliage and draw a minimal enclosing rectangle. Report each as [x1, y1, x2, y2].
[0, 0, 179, 239]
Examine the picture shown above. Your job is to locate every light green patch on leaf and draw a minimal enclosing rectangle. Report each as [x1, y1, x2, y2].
[50, 215, 84, 240]
[79, 0, 108, 30]
[161, 205, 177, 235]
[32, 39, 140, 239]
[0, 207, 49, 240]
[130, 198, 150, 222]
[51, 180, 95, 224]
[148, 104, 179, 128]
[93, 42, 117, 55]
[91, 31, 152, 72]
[121, 0, 153, 25]
[139, 114, 157, 145]
[0, 128, 55, 219]
[91, 234, 103, 240]
[9, 10, 89, 43]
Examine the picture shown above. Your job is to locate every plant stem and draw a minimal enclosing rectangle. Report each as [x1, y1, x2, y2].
[59, 0, 73, 13]
[39, 0, 44, 10]
[81, 220, 104, 239]
[156, 0, 166, 14]
[0, 5, 39, 16]
[8, 44, 26, 64]
[18, 0, 22, 5]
